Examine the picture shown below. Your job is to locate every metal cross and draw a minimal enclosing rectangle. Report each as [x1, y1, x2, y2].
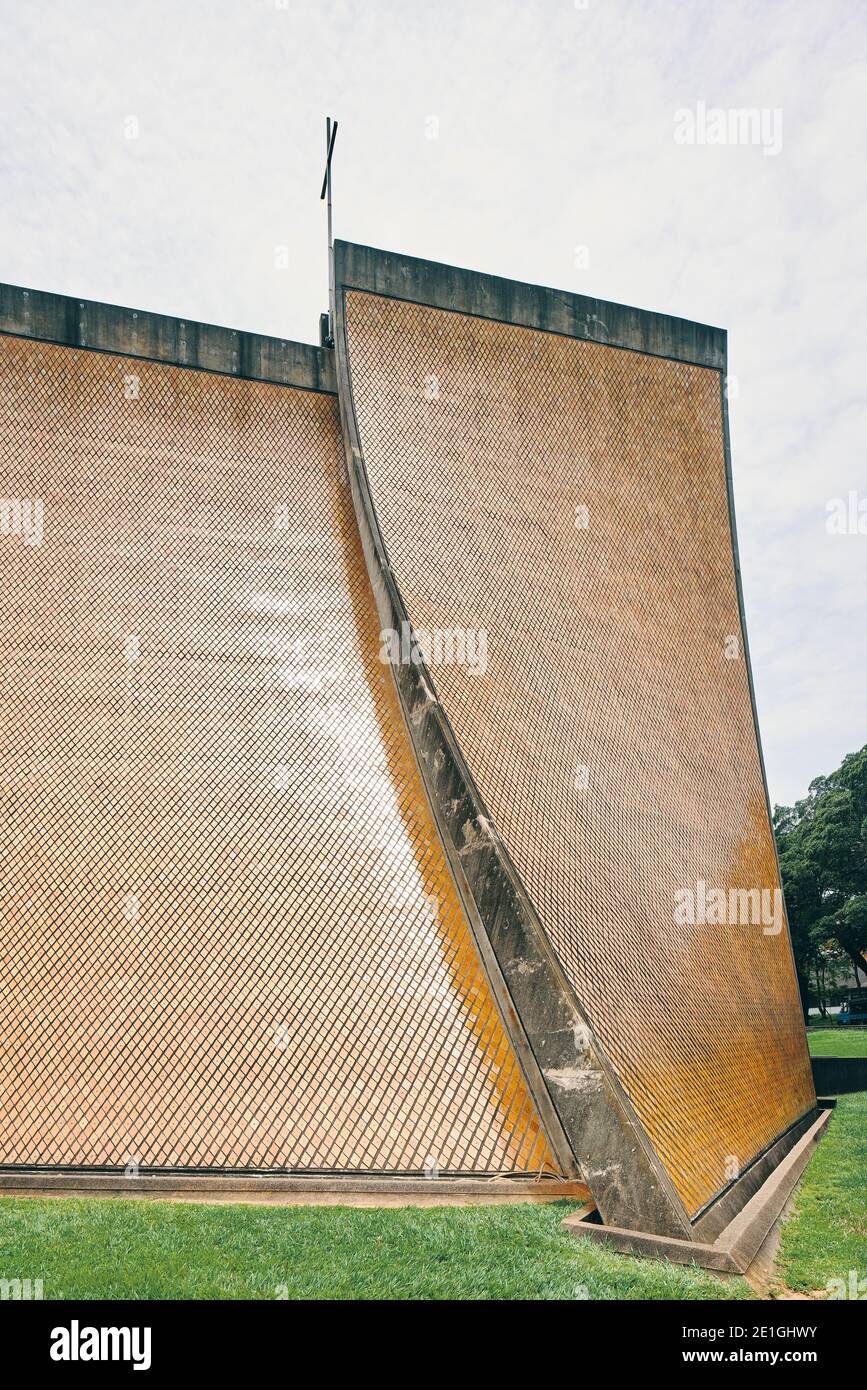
[320, 117, 338, 339]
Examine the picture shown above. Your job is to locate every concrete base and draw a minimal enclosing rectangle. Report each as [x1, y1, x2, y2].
[0, 1170, 589, 1208]
[562, 1106, 832, 1273]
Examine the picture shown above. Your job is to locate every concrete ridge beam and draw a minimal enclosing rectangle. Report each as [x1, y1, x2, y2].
[0, 282, 335, 394]
[334, 239, 726, 369]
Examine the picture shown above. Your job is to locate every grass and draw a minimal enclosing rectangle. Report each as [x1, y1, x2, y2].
[777, 1021, 867, 1294]
[807, 1026, 867, 1057]
[0, 1197, 752, 1301]
[777, 1090, 867, 1295]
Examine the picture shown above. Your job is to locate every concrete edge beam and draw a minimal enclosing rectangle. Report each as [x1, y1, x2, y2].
[562, 1107, 832, 1273]
[562, 1218, 739, 1272]
[335, 239, 726, 368]
[715, 1108, 831, 1270]
[691, 1106, 821, 1241]
[0, 1171, 589, 1200]
[0, 282, 336, 394]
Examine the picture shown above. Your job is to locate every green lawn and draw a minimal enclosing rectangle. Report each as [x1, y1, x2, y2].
[777, 1090, 867, 1295]
[807, 1026, 867, 1057]
[778, 1023, 867, 1293]
[0, 1197, 751, 1301]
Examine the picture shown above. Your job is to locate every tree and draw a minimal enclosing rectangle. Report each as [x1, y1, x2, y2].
[774, 744, 867, 1020]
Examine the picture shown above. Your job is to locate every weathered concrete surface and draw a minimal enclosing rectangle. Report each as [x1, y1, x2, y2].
[811, 1055, 867, 1094]
[564, 1107, 832, 1272]
[692, 1108, 822, 1242]
[0, 1172, 589, 1206]
[715, 1108, 831, 1272]
[0, 282, 335, 393]
[565, 1218, 740, 1272]
[335, 239, 726, 367]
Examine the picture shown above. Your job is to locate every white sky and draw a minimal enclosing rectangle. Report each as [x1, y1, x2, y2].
[1, 0, 865, 808]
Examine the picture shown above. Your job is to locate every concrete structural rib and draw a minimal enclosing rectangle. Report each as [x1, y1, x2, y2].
[0, 285, 561, 1179]
[333, 240, 817, 1239]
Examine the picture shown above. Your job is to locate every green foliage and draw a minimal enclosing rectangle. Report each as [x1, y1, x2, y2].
[774, 745, 867, 1013]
